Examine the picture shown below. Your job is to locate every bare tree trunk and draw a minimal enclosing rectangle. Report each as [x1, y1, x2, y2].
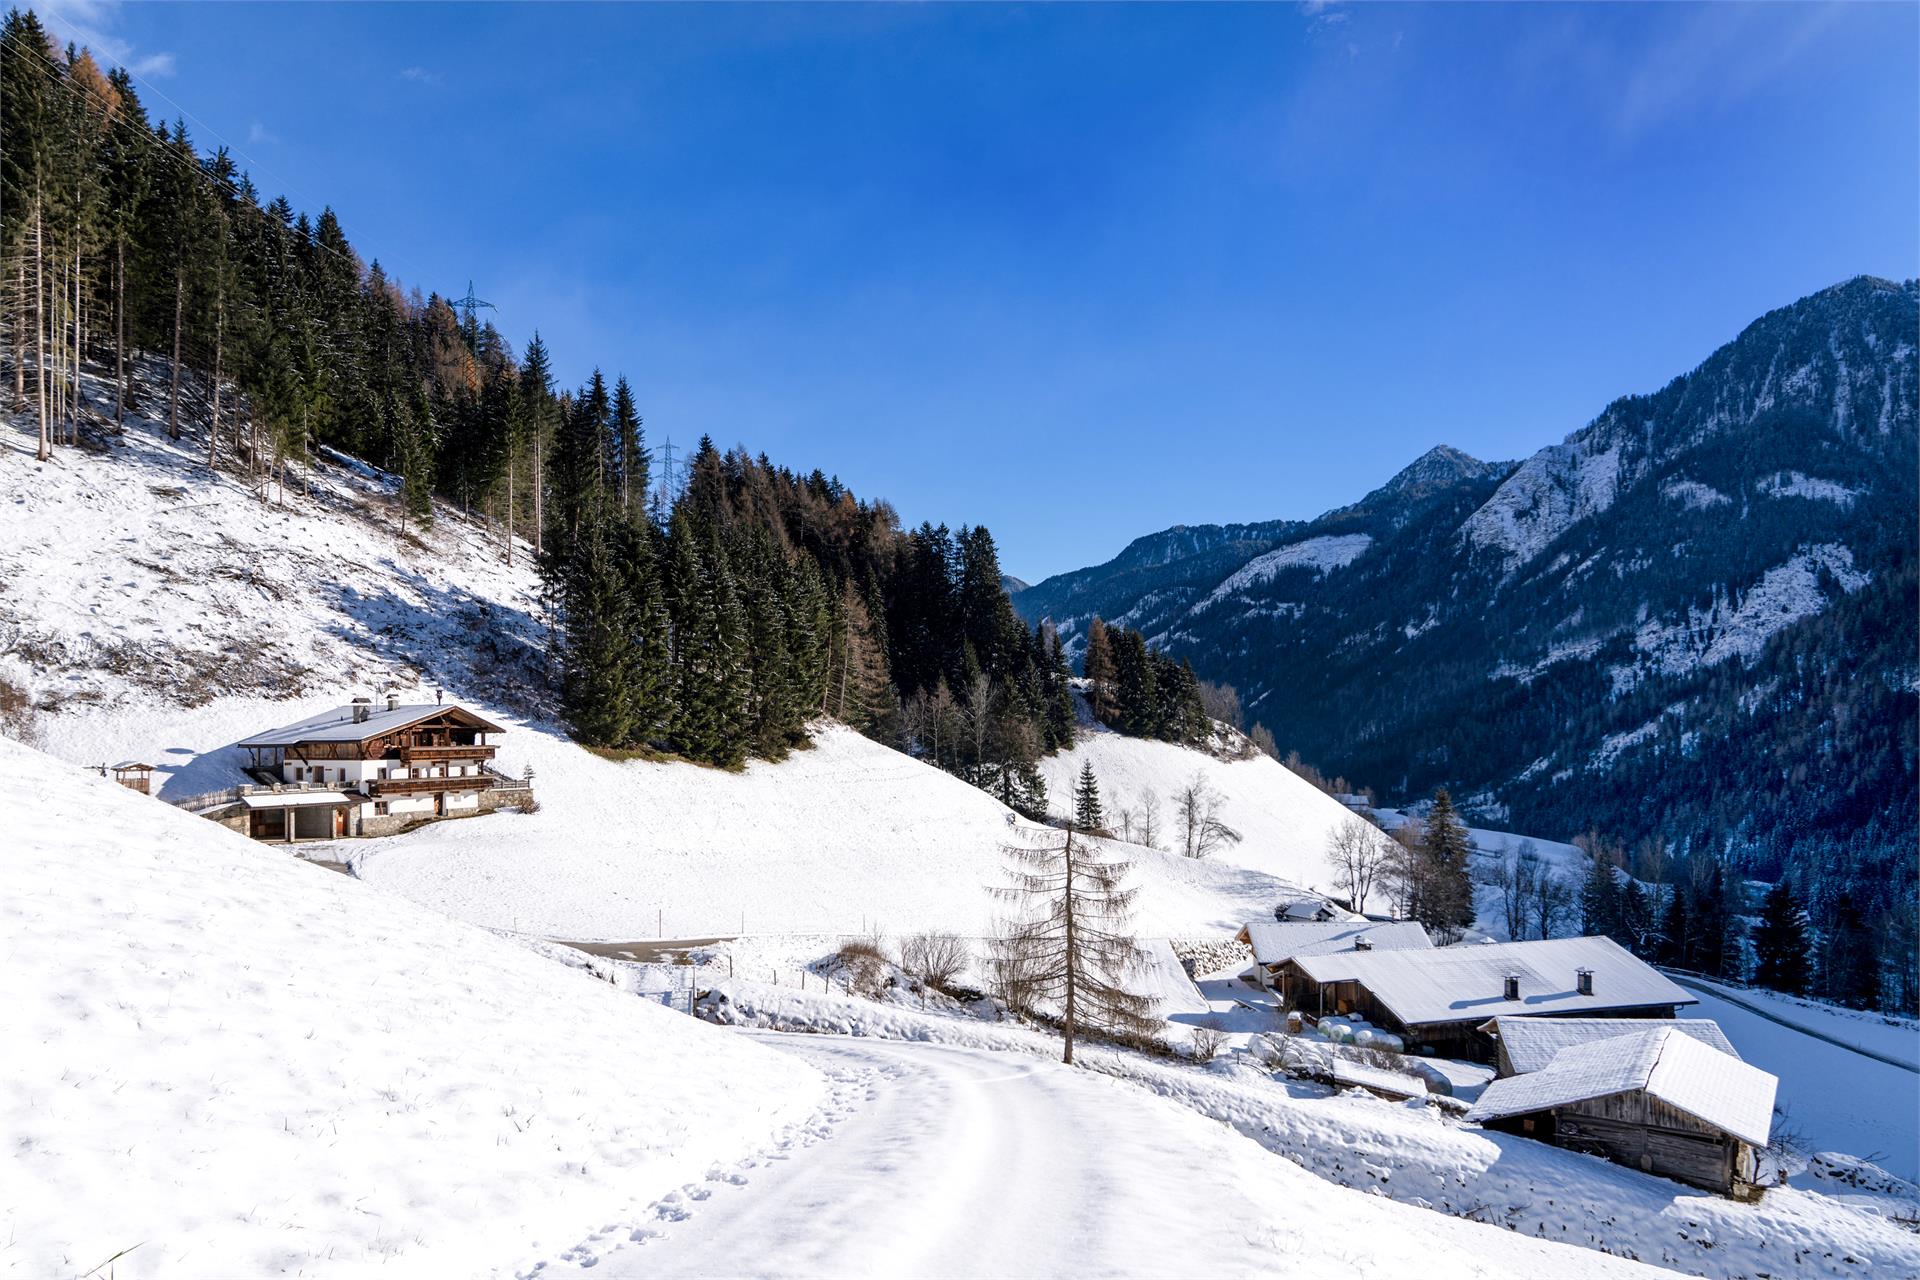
[70, 246, 81, 446]
[532, 443, 543, 554]
[1062, 824, 1077, 1066]
[115, 238, 125, 427]
[208, 279, 223, 469]
[505, 451, 514, 565]
[167, 263, 184, 443]
[11, 256, 24, 406]
[34, 201, 49, 462]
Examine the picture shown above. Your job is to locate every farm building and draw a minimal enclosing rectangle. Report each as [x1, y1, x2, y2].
[1275, 935, 1696, 1059]
[1234, 919, 1432, 996]
[196, 695, 529, 841]
[1480, 1015, 1740, 1078]
[1467, 1025, 1776, 1198]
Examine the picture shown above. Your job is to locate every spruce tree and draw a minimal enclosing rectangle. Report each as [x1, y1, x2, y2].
[1420, 789, 1476, 939]
[1752, 879, 1812, 996]
[1082, 616, 1115, 723]
[1073, 760, 1105, 832]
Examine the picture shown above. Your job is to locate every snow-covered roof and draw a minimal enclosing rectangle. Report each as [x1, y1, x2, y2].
[1277, 896, 1366, 922]
[1291, 935, 1695, 1027]
[240, 790, 354, 809]
[1238, 920, 1433, 967]
[238, 703, 502, 748]
[1467, 1026, 1776, 1146]
[1331, 1057, 1430, 1100]
[110, 761, 153, 771]
[1482, 1015, 1739, 1075]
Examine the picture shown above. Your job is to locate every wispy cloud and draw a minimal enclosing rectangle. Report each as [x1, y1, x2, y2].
[246, 121, 279, 146]
[38, 0, 176, 77]
[400, 66, 445, 88]
[1611, 4, 1841, 138]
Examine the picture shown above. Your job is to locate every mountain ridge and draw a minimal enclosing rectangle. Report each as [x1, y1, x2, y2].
[1012, 276, 1918, 920]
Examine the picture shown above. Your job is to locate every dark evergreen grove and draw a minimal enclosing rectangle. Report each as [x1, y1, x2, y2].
[0, 12, 1074, 785]
[1077, 616, 1209, 745]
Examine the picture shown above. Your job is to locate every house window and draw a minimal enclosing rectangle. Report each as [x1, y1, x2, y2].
[294, 766, 305, 781]
[374, 802, 389, 816]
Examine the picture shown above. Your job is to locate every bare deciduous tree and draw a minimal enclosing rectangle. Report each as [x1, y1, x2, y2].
[1173, 771, 1241, 860]
[1189, 1018, 1228, 1063]
[1136, 789, 1162, 850]
[1531, 866, 1574, 941]
[1328, 817, 1390, 914]
[900, 931, 969, 992]
[990, 822, 1159, 1063]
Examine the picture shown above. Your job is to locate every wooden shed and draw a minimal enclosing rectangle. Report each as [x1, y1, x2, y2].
[1466, 1025, 1776, 1199]
[110, 761, 154, 795]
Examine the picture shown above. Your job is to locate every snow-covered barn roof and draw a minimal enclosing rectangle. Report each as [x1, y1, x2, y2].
[238, 703, 503, 748]
[1237, 920, 1432, 967]
[1291, 935, 1695, 1028]
[1467, 1026, 1776, 1147]
[1481, 1015, 1739, 1075]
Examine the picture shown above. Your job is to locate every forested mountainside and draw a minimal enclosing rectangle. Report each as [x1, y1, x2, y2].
[1015, 277, 1919, 934]
[0, 10, 1069, 796]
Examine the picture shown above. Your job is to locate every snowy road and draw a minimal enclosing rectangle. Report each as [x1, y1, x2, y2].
[527, 1033, 1655, 1280]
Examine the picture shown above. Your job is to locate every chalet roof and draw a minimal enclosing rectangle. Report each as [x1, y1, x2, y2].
[1290, 935, 1695, 1028]
[1481, 1015, 1739, 1075]
[111, 761, 154, 771]
[1238, 920, 1433, 967]
[238, 702, 503, 748]
[1467, 1026, 1776, 1146]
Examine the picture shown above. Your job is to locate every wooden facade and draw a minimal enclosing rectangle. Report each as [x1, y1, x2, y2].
[1481, 1090, 1762, 1199]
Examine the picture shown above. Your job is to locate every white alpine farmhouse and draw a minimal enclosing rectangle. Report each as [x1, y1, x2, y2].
[227, 694, 519, 841]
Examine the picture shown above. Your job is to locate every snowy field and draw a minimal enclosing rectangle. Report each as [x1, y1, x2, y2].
[0, 736, 822, 1280]
[1677, 979, 1920, 1181]
[1038, 723, 1367, 905]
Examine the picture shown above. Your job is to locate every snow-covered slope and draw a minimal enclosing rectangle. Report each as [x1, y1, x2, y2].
[0, 359, 547, 724]
[1038, 720, 1378, 909]
[355, 720, 1316, 939]
[0, 735, 822, 1280]
[1, 377, 1335, 943]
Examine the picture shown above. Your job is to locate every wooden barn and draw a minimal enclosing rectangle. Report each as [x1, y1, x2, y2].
[1275, 935, 1696, 1060]
[1466, 1024, 1776, 1199]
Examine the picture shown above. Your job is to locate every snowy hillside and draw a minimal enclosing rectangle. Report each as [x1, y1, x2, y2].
[0, 356, 546, 724]
[1, 386, 1340, 942]
[0, 735, 821, 1279]
[355, 721, 1319, 939]
[1038, 716, 1373, 907]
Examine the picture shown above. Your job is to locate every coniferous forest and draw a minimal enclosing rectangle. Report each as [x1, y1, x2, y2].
[0, 10, 1075, 800]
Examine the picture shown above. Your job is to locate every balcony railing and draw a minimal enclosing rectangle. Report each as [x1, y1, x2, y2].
[399, 743, 497, 764]
[369, 774, 497, 797]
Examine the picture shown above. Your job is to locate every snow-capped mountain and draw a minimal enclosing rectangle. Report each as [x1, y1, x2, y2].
[1013, 277, 1919, 900]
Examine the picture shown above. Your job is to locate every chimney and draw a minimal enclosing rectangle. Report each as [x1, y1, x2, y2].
[1503, 973, 1521, 1002]
[351, 695, 372, 724]
[1353, 936, 1373, 951]
[386, 690, 400, 712]
[1576, 968, 1594, 996]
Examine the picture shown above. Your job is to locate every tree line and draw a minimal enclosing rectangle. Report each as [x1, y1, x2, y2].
[0, 12, 1076, 792]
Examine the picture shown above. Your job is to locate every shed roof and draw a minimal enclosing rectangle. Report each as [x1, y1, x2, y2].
[1237, 920, 1433, 967]
[1482, 1015, 1739, 1075]
[110, 761, 154, 771]
[1290, 935, 1695, 1028]
[240, 790, 354, 810]
[238, 703, 503, 748]
[1466, 1026, 1776, 1146]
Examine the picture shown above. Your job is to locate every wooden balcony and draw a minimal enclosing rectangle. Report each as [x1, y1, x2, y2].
[369, 774, 497, 797]
[399, 743, 496, 764]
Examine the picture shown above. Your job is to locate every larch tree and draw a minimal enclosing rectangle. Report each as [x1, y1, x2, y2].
[991, 822, 1158, 1064]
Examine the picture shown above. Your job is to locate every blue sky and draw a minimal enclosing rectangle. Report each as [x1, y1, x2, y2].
[44, 2, 1919, 580]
